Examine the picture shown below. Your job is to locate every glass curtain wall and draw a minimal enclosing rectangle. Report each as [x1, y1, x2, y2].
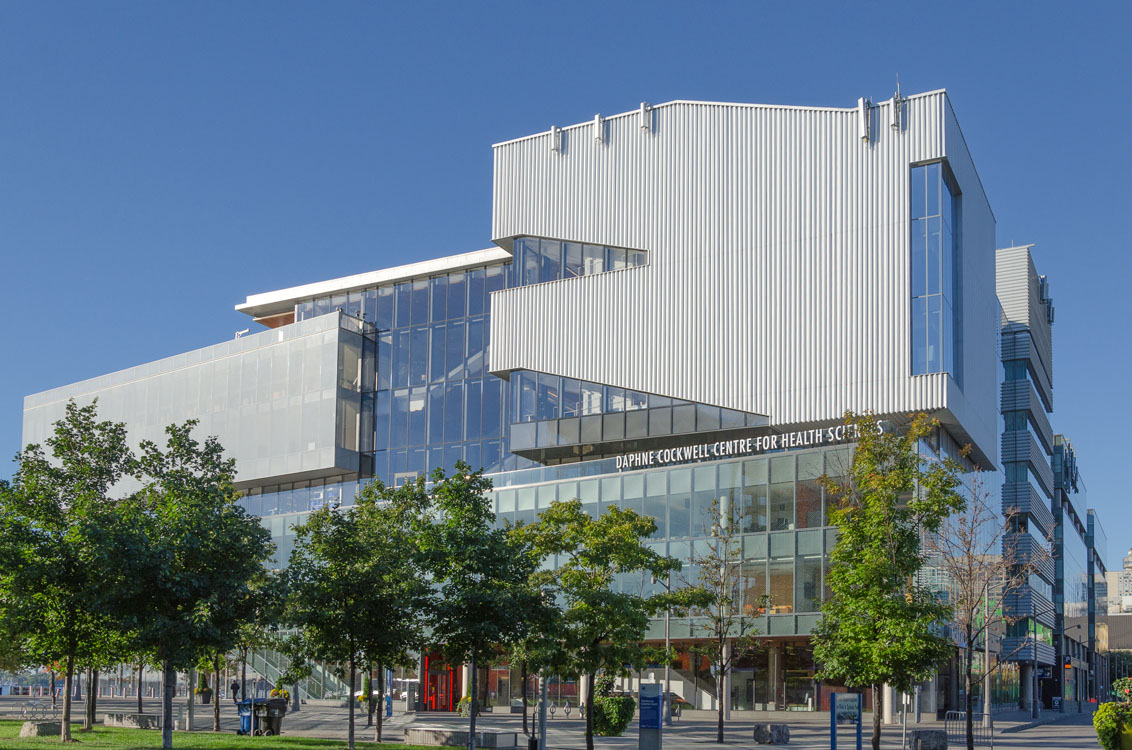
[910, 161, 962, 380]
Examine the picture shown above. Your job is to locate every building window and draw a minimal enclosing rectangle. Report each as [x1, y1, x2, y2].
[910, 162, 961, 382]
[513, 236, 647, 287]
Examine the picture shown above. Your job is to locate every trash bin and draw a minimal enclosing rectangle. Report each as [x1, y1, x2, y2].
[236, 699, 255, 735]
[263, 698, 288, 736]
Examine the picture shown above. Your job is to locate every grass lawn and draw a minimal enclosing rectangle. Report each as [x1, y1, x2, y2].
[0, 721, 435, 749]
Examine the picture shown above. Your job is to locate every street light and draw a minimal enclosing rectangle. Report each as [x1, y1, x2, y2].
[651, 574, 673, 726]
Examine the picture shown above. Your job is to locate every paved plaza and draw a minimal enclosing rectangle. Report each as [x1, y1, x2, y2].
[0, 695, 1104, 748]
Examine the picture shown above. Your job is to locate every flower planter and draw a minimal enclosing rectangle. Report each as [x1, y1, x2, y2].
[198, 690, 213, 705]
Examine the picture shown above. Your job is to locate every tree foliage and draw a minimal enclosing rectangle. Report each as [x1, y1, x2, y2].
[925, 469, 1047, 750]
[513, 498, 682, 750]
[689, 498, 765, 742]
[420, 463, 540, 750]
[109, 420, 274, 749]
[2, 400, 133, 742]
[813, 412, 965, 750]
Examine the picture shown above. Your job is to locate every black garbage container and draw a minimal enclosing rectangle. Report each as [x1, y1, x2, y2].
[263, 698, 288, 735]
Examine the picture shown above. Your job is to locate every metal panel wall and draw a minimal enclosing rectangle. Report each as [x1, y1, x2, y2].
[23, 313, 356, 489]
[489, 92, 998, 465]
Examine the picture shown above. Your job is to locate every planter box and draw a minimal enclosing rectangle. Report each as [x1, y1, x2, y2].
[103, 712, 160, 730]
[405, 725, 518, 749]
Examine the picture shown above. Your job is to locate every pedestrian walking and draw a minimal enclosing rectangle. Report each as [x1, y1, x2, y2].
[230, 680, 240, 703]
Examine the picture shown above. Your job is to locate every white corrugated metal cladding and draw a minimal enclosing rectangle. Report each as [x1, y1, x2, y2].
[488, 92, 999, 467]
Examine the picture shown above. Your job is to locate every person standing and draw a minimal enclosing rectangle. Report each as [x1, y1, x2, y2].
[230, 680, 240, 703]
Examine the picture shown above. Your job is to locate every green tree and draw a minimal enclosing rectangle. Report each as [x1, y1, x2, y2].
[1, 400, 133, 742]
[353, 478, 431, 743]
[229, 569, 287, 708]
[689, 498, 767, 743]
[513, 499, 683, 750]
[925, 470, 1047, 750]
[421, 463, 540, 750]
[812, 412, 964, 750]
[287, 476, 430, 749]
[110, 421, 274, 750]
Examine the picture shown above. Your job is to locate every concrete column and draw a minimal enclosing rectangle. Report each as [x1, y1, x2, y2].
[882, 684, 895, 724]
[461, 662, 471, 700]
[769, 645, 783, 710]
[579, 675, 590, 711]
[1020, 665, 1032, 711]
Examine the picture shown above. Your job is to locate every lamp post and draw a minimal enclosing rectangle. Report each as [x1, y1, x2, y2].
[652, 574, 673, 726]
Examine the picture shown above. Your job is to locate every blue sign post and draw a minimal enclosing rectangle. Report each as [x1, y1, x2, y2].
[639, 683, 663, 750]
[830, 692, 862, 750]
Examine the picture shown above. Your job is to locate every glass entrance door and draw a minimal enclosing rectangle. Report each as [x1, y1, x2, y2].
[424, 653, 456, 711]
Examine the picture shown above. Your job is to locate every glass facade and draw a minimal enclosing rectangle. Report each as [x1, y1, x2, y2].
[286, 237, 650, 487]
[488, 444, 851, 636]
[512, 236, 647, 285]
[910, 161, 962, 381]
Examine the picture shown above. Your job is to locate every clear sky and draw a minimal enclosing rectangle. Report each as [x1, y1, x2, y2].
[2, 2, 1129, 565]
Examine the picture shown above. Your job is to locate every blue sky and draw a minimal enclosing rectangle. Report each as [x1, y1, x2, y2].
[2, 2, 1129, 564]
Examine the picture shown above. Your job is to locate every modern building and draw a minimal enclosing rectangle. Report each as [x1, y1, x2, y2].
[24, 90, 1096, 714]
[1105, 550, 1132, 614]
[996, 245, 1108, 710]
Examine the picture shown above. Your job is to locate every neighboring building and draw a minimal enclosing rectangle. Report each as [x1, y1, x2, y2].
[24, 90, 1074, 714]
[996, 245, 1109, 710]
[1105, 549, 1132, 614]
[996, 245, 1059, 708]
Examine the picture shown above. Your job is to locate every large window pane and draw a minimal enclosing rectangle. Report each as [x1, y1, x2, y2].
[465, 380, 483, 441]
[466, 318, 486, 378]
[411, 279, 429, 326]
[796, 479, 822, 529]
[392, 330, 411, 389]
[430, 276, 448, 323]
[537, 372, 560, 421]
[481, 377, 502, 438]
[742, 559, 767, 614]
[768, 559, 793, 614]
[430, 324, 446, 383]
[390, 389, 409, 448]
[795, 556, 822, 613]
[407, 388, 427, 446]
[467, 268, 487, 317]
[445, 320, 465, 381]
[769, 482, 794, 531]
[410, 328, 429, 386]
[539, 239, 561, 282]
[444, 383, 464, 444]
[447, 272, 466, 320]
[668, 469, 692, 538]
[394, 282, 411, 329]
[376, 286, 394, 330]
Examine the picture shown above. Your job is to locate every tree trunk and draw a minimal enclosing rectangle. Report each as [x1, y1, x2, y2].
[716, 661, 724, 742]
[213, 654, 222, 732]
[467, 653, 478, 750]
[367, 663, 374, 727]
[84, 668, 94, 730]
[92, 668, 99, 722]
[162, 661, 175, 750]
[376, 663, 385, 743]
[871, 684, 882, 750]
[61, 654, 74, 742]
[584, 671, 596, 750]
[138, 663, 144, 714]
[241, 649, 248, 706]
[518, 660, 527, 737]
[965, 633, 975, 750]
[347, 653, 356, 750]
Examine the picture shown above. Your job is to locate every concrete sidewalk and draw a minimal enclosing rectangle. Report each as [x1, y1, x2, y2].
[0, 695, 1103, 748]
